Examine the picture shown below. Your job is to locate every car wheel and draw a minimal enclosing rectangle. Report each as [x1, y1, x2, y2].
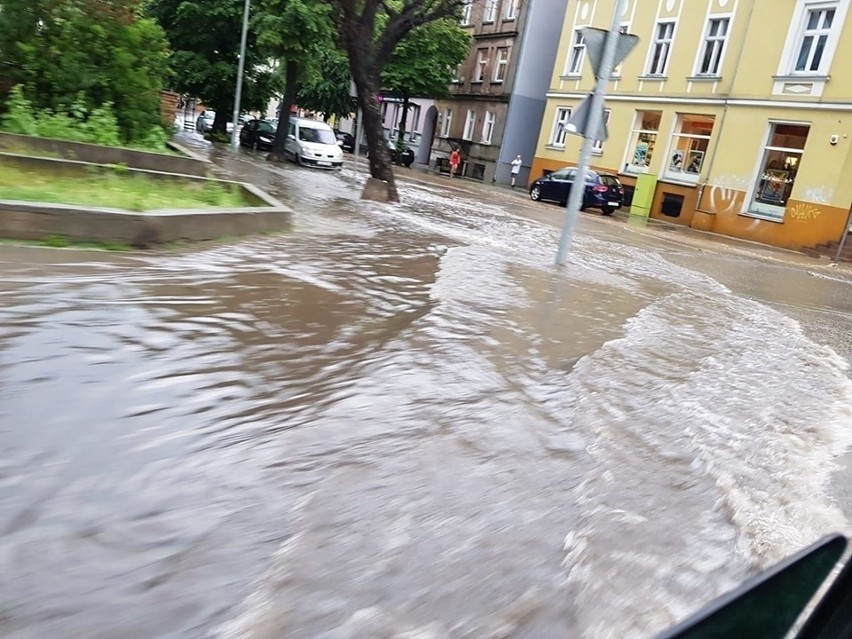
[530, 186, 541, 201]
[601, 206, 615, 216]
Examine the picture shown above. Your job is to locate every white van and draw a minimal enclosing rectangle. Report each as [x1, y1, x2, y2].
[285, 118, 344, 169]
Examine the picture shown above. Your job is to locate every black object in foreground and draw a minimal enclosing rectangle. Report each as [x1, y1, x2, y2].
[657, 534, 851, 639]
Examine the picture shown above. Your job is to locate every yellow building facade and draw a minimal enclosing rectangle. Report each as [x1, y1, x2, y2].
[532, 0, 852, 250]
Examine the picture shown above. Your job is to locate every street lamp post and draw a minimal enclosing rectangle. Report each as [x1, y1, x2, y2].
[230, 0, 251, 147]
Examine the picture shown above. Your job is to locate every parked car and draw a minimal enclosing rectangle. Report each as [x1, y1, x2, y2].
[334, 129, 355, 153]
[389, 141, 415, 167]
[286, 118, 344, 169]
[196, 110, 215, 133]
[529, 167, 624, 215]
[196, 111, 248, 134]
[240, 119, 277, 151]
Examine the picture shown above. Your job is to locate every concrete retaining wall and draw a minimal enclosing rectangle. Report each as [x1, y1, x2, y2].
[0, 151, 291, 248]
[0, 201, 292, 248]
[0, 152, 279, 206]
[0, 131, 210, 176]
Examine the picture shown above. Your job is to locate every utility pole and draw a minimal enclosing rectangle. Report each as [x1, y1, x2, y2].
[230, 0, 251, 147]
[555, 0, 634, 265]
[833, 202, 852, 264]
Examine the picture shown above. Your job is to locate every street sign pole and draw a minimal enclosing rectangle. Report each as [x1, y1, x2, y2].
[230, 0, 251, 147]
[555, 0, 629, 265]
[833, 201, 852, 264]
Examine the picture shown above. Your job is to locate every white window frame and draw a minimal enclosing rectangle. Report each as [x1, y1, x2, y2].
[463, 109, 477, 141]
[624, 110, 662, 174]
[591, 109, 611, 154]
[504, 0, 519, 20]
[474, 49, 488, 82]
[493, 47, 509, 82]
[565, 30, 586, 76]
[612, 24, 631, 76]
[549, 107, 572, 147]
[460, 0, 473, 26]
[646, 20, 676, 76]
[484, 0, 498, 22]
[663, 114, 715, 183]
[695, 16, 730, 77]
[746, 121, 810, 221]
[441, 108, 453, 137]
[481, 111, 496, 144]
[777, 0, 849, 77]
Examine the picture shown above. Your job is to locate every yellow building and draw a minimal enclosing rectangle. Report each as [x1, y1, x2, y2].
[532, 0, 852, 251]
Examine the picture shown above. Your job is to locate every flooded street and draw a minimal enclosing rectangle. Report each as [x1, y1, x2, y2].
[2, 143, 852, 638]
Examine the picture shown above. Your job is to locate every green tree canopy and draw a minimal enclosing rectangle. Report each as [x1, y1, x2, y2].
[0, 0, 171, 143]
[146, 0, 275, 134]
[254, 0, 335, 160]
[382, 18, 469, 103]
[296, 48, 357, 124]
[331, 0, 466, 201]
[381, 17, 469, 149]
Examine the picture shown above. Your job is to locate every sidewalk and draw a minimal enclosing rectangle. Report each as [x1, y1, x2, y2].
[357, 156, 850, 272]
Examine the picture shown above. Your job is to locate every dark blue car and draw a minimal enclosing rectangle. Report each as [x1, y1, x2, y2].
[529, 167, 624, 215]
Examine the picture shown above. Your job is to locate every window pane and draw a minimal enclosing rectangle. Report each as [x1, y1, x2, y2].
[770, 124, 809, 149]
[807, 10, 820, 29]
[795, 36, 813, 70]
[812, 34, 827, 69]
[823, 8, 835, 28]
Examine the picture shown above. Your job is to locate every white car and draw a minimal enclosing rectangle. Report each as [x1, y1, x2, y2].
[285, 117, 343, 169]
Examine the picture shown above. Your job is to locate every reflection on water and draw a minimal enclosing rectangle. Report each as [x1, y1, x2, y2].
[1, 158, 851, 638]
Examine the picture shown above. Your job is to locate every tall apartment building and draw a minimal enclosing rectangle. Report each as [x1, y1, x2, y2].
[532, 0, 852, 251]
[431, 0, 570, 186]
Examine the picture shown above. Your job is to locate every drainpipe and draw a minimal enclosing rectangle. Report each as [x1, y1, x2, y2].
[697, 0, 757, 211]
[832, 202, 852, 264]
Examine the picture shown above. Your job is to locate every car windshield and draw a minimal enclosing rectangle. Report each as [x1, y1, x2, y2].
[257, 121, 276, 134]
[600, 175, 621, 187]
[299, 127, 336, 144]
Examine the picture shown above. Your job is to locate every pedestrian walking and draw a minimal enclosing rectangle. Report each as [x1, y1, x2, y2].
[510, 154, 523, 188]
[449, 148, 461, 178]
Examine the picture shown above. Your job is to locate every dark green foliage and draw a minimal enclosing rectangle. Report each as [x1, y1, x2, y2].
[0, 0, 171, 144]
[147, 0, 276, 133]
[296, 48, 357, 123]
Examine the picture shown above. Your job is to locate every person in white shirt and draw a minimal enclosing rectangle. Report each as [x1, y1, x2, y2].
[510, 155, 523, 188]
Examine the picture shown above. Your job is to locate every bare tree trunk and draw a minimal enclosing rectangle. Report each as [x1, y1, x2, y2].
[211, 110, 229, 135]
[355, 76, 398, 201]
[268, 60, 300, 163]
[396, 92, 411, 160]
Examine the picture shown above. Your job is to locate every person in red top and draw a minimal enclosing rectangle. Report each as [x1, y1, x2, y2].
[449, 148, 461, 178]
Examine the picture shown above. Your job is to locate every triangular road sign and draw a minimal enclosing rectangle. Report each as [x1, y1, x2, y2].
[583, 27, 640, 79]
[565, 94, 608, 141]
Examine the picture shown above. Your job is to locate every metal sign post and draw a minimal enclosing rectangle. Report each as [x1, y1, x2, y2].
[832, 202, 852, 264]
[230, 0, 251, 147]
[555, 0, 636, 265]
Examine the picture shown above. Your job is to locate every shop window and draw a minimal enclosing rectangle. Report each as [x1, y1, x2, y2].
[749, 123, 810, 222]
[626, 110, 661, 173]
[665, 114, 715, 181]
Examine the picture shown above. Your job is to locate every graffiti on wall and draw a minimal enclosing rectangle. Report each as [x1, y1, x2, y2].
[788, 203, 822, 221]
[707, 175, 751, 214]
[801, 186, 834, 204]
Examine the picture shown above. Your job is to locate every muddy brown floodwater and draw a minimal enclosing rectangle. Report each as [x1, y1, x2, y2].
[1, 141, 852, 638]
